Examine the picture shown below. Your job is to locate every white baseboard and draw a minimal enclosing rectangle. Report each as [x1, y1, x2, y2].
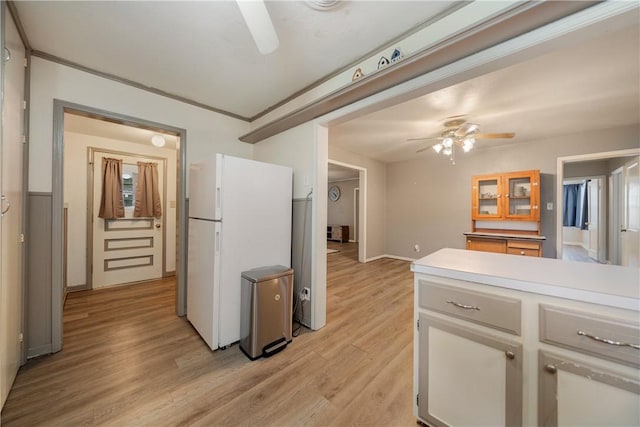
[365, 254, 416, 263]
[384, 254, 417, 262]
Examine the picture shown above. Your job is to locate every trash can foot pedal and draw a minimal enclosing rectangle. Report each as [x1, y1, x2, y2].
[262, 337, 288, 358]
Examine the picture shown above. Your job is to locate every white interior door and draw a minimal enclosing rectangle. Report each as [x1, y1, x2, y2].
[621, 157, 640, 267]
[1, 13, 25, 407]
[587, 179, 600, 261]
[92, 151, 165, 288]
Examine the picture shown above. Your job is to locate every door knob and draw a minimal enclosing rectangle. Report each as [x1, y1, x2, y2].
[155, 223, 161, 229]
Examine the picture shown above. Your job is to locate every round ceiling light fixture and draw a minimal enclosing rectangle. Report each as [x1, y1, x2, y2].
[305, 0, 341, 11]
[151, 134, 166, 147]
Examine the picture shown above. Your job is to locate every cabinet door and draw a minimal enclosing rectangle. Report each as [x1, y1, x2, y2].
[418, 314, 523, 427]
[539, 351, 640, 427]
[504, 171, 540, 220]
[472, 175, 503, 219]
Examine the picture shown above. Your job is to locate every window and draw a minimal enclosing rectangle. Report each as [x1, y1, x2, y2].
[122, 163, 138, 215]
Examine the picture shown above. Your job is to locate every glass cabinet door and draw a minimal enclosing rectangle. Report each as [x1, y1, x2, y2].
[504, 172, 539, 220]
[473, 176, 502, 218]
[506, 176, 532, 217]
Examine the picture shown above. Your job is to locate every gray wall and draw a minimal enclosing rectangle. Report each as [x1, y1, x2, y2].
[564, 160, 610, 178]
[327, 179, 358, 239]
[291, 197, 312, 327]
[328, 145, 386, 259]
[27, 193, 52, 357]
[385, 125, 640, 259]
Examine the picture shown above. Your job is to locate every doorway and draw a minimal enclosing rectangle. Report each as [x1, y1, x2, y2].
[327, 161, 366, 263]
[561, 176, 606, 263]
[87, 149, 170, 289]
[51, 100, 187, 353]
[557, 149, 640, 265]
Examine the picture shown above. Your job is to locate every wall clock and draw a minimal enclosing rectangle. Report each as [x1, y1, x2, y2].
[328, 185, 341, 202]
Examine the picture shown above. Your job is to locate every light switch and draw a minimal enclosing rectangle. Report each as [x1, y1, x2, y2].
[547, 202, 553, 210]
[169, 200, 176, 208]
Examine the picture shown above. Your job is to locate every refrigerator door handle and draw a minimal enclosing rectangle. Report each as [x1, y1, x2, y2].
[215, 229, 220, 252]
[216, 187, 221, 216]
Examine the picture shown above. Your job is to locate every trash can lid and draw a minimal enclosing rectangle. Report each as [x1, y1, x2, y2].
[241, 265, 294, 283]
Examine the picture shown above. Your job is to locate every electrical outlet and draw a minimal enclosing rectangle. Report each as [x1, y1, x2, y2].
[300, 287, 311, 301]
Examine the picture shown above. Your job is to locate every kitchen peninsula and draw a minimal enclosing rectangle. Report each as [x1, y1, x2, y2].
[412, 248, 639, 427]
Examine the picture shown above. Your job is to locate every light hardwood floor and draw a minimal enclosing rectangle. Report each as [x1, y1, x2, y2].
[2, 243, 415, 426]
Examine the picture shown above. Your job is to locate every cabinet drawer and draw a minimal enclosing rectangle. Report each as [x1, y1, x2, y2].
[419, 280, 521, 335]
[540, 305, 640, 368]
[466, 237, 506, 253]
[506, 240, 541, 257]
[506, 247, 539, 257]
[507, 240, 540, 250]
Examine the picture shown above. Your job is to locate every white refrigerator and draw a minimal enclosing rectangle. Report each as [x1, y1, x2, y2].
[187, 154, 292, 350]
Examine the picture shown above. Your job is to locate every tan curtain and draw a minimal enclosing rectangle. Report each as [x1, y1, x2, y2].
[98, 157, 125, 219]
[134, 161, 162, 218]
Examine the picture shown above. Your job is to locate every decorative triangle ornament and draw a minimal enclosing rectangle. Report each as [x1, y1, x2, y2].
[377, 56, 390, 69]
[390, 48, 403, 62]
[352, 67, 365, 81]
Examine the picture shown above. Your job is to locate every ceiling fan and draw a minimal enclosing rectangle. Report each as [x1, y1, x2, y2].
[237, 0, 341, 55]
[409, 117, 515, 163]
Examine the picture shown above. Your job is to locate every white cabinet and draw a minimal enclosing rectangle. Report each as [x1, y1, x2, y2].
[539, 351, 640, 426]
[412, 251, 640, 427]
[538, 305, 640, 426]
[417, 313, 522, 426]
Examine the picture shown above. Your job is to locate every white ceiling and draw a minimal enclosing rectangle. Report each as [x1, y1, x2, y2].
[15, 0, 459, 119]
[329, 23, 640, 164]
[64, 113, 179, 150]
[13, 1, 639, 171]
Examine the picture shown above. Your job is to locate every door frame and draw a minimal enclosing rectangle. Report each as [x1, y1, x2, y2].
[609, 167, 623, 265]
[52, 99, 187, 352]
[353, 187, 359, 243]
[327, 159, 366, 263]
[556, 148, 640, 261]
[87, 147, 169, 289]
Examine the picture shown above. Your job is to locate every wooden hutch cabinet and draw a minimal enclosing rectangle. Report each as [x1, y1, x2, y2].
[467, 169, 544, 257]
[472, 170, 540, 222]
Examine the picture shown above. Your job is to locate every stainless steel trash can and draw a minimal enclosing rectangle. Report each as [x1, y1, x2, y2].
[240, 265, 294, 360]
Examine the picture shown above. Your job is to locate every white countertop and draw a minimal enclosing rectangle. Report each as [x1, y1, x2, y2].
[411, 248, 640, 311]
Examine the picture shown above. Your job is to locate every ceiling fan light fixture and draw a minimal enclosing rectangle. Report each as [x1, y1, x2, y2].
[432, 143, 443, 154]
[462, 137, 475, 152]
[442, 137, 453, 148]
[236, 0, 280, 55]
[442, 147, 452, 156]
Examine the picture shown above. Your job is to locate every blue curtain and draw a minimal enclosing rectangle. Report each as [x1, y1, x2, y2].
[563, 181, 589, 229]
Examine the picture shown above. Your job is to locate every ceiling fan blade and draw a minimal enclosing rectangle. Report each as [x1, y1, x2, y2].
[416, 146, 432, 153]
[454, 122, 479, 137]
[236, 0, 280, 55]
[407, 137, 441, 142]
[474, 132, 515, 139]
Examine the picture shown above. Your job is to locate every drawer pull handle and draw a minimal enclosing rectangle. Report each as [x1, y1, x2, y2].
[447, 300, 480, 311]
[577, 331, 640, 350]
